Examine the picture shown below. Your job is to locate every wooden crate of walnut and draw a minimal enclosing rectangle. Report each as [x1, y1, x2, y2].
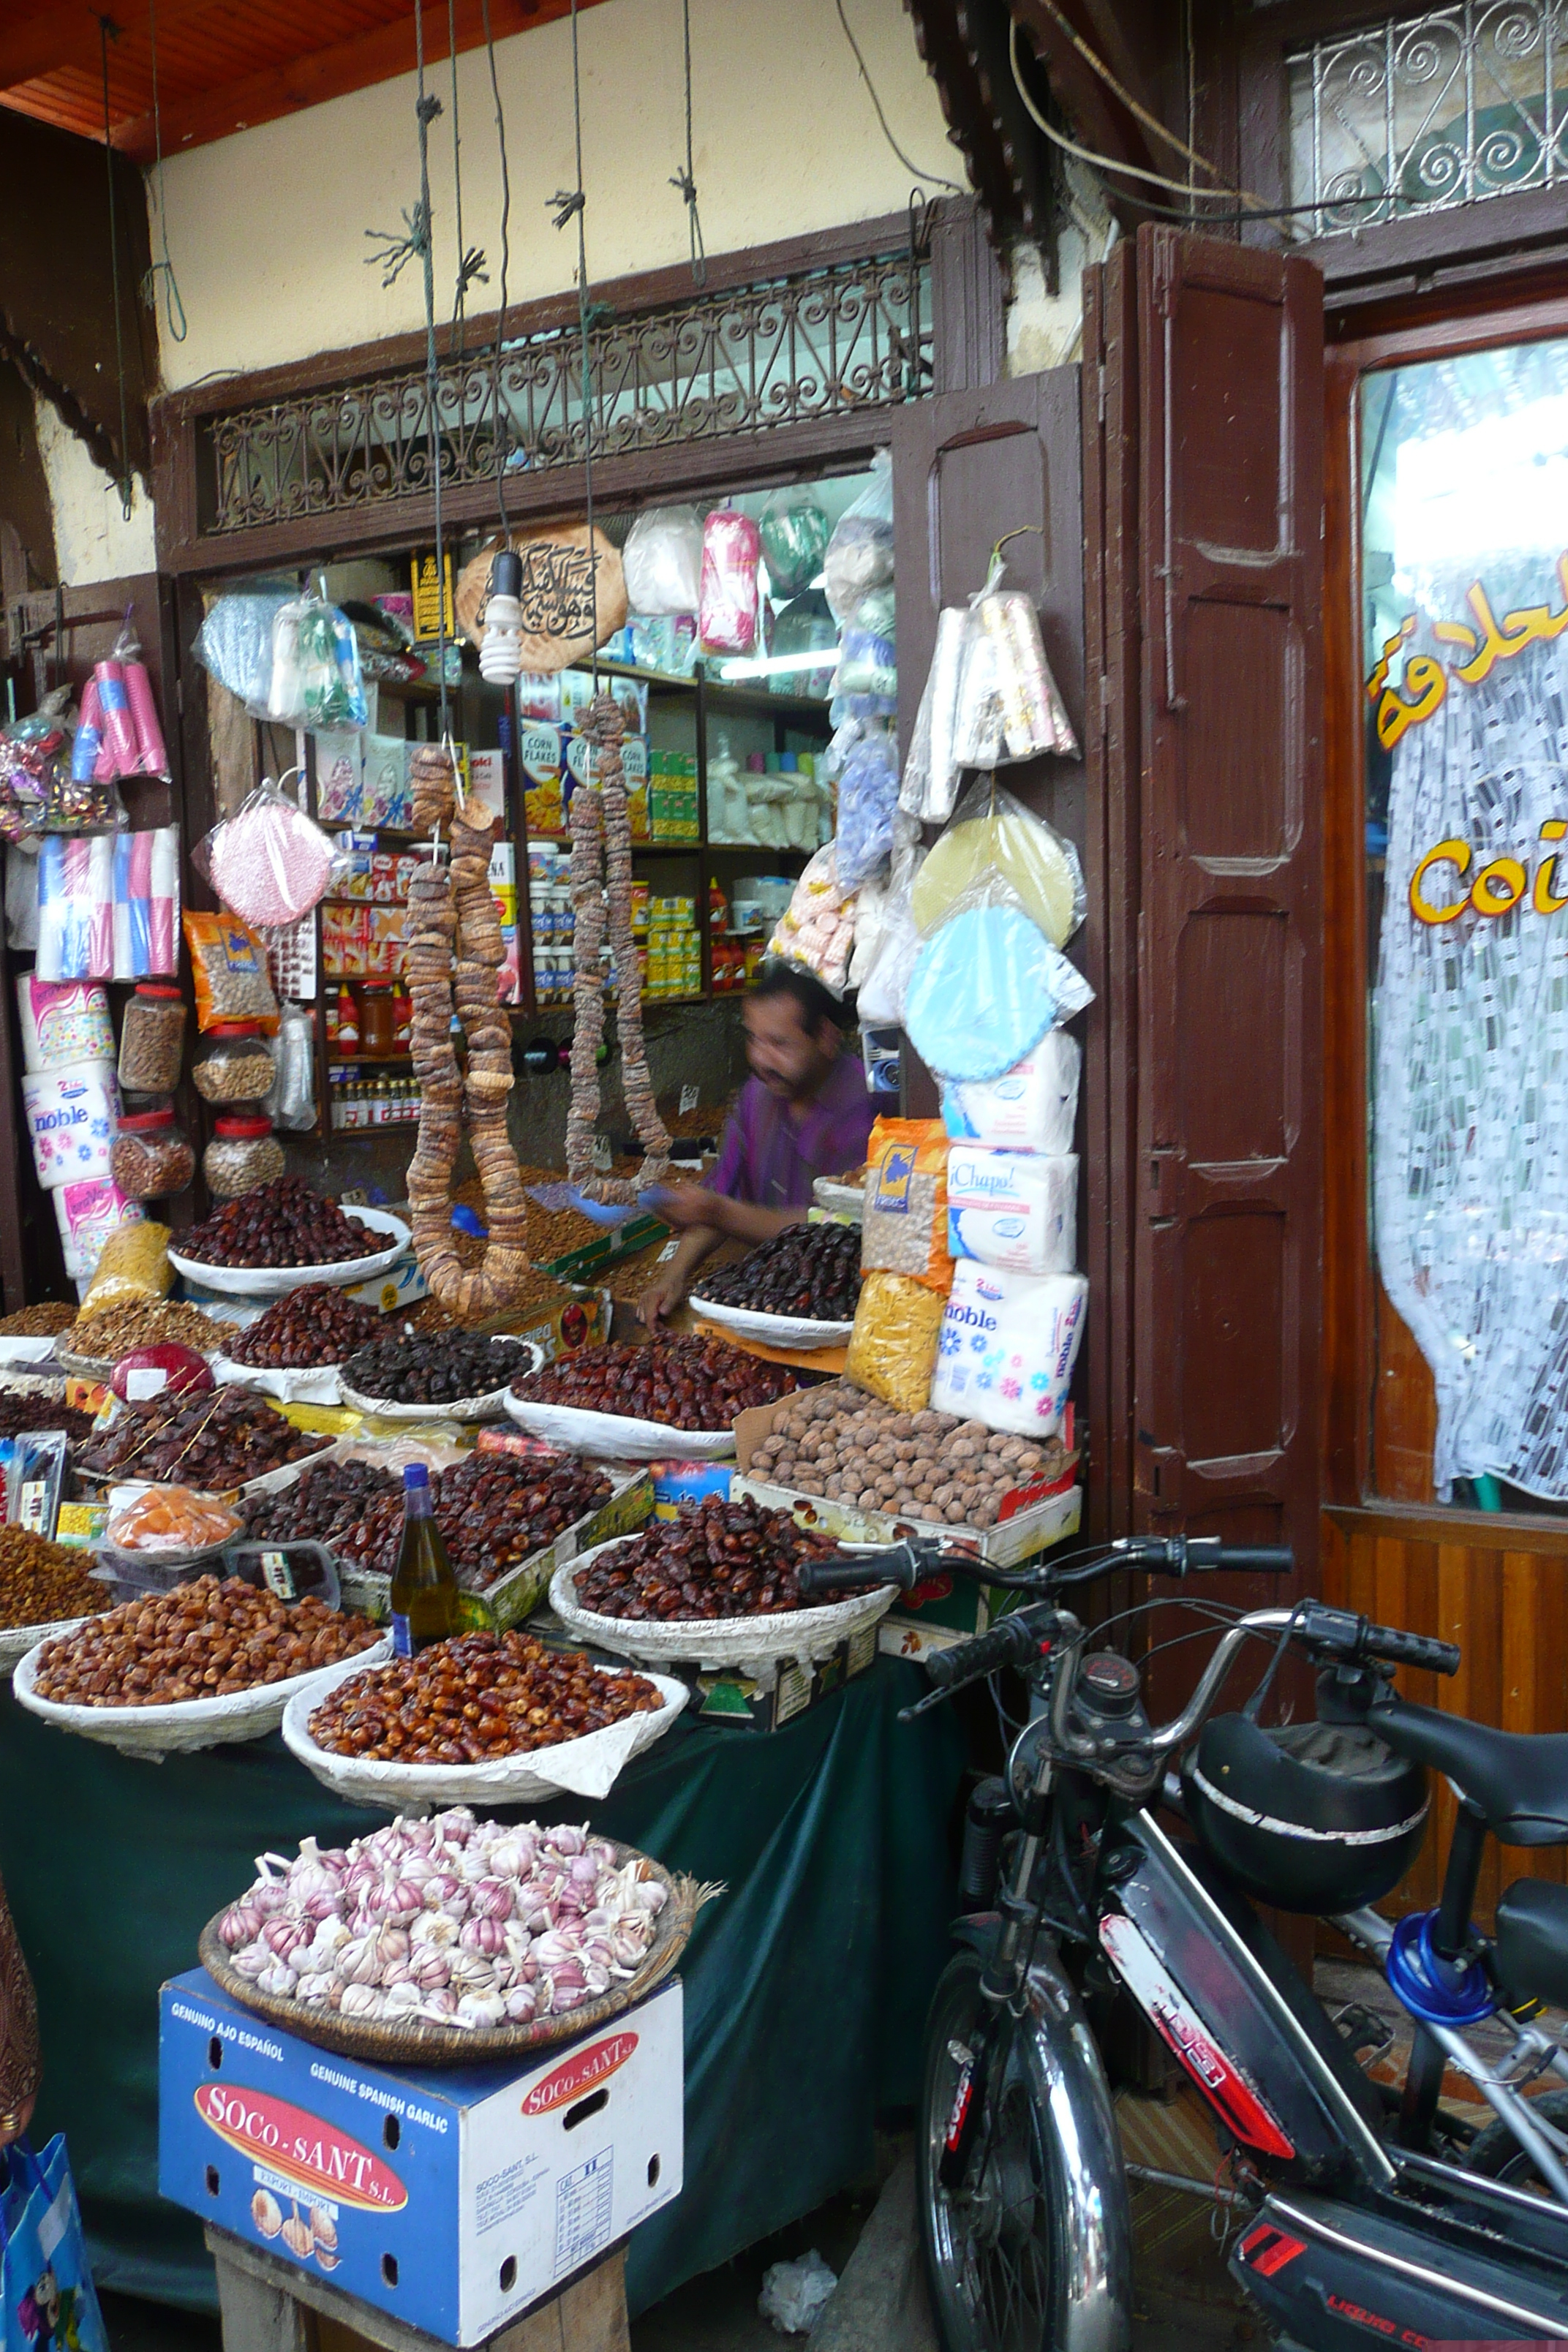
[737, 1379, 1072, 1533]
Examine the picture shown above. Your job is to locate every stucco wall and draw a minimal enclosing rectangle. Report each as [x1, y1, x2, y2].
[34, 395, 157, 587]
[153, 0, 960, 392]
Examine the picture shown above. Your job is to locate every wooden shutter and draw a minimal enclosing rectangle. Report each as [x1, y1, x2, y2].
[1126, 225, 1325, 1578]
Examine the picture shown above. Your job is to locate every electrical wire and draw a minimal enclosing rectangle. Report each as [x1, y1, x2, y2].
[97, 15, 135, 519]
[140, 0, 186, 343]
[671, 0, 706, 287]
[554, 0, 600, 678]
[448, 0, 467, 346]
[479, 0, 513, 533]
[834, 0, 964, 193]
[1034, 0, 1224, 186]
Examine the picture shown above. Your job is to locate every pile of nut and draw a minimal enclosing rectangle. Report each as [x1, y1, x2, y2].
[0, 1303, 75, 1337]
[0, 1526, 107, 1630]
[573, 1494, 845, 1621]
[229, 1286, 382, 1369]
[513, 1336, 795, 1431]
[308, 1630, 663, 1763]
[177, 1178, 383, 1270]
[342, 1330, 533, 1406]
[64, 1299, 240, 1360]
[77, 1387, 330, 1488]
[243, 1457, 402, 1545]
[31, 1576, 382, 1708]
[693, 1220, 861, 1323]
[331, 1452, 611, 1591]
[754, 1382, 1070, 1528]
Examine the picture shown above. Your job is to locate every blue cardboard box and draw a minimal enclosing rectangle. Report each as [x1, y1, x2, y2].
[159, 1971, 682, 2345]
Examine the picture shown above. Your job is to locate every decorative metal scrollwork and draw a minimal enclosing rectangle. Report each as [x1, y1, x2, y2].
[200, 247, 930, 538]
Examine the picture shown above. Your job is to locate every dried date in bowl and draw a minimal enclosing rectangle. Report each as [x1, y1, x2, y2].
[512, 1336, 795, 1433]
[572, 1493, 845, 1621]
[341, 1330, 535, 1406]
[230, 1286, 382, 1369]
[306, 1628, 663, 1763]
[76, 1385, 329, 1490]
[31, 1575, 380, 1707]
[694, 1221, 861, 1322]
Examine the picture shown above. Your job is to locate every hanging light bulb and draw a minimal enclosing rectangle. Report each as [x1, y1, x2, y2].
[478, 547, 524, 685]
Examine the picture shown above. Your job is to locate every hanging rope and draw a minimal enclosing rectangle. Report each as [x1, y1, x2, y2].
[97, 15, 135, 519]
[139, 0, 186, 342]
[551, 0, 599, 680]
[480, 0, 513, 530]
[670, 0, 706, 287]
[447, 0, 487, 345]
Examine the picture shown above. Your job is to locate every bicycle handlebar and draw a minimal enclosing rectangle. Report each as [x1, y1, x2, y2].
[1295, 1601, 1460, 1678]
[796, 1533, 1297, 1605]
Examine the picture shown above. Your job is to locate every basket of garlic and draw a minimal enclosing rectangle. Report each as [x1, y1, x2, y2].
[197, 1808, 716, 2064]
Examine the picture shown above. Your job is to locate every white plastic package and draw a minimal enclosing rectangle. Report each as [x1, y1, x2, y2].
[265, 1001, 317, 1131]
[823, 451, 894, 625]
[901, 606, 967, 823]
[765, 845, 857, 994]
[22, 1058, 119, 1191]
[942, 1030, 1081, 1156]
[622, 505, 704, 616]
[854, 815, 926, 1028]
[53, 1177, 143, 1281]
[930, 1261, 1088, 1438]
[758, 2250, 837, 2336]
[946, 1146, 1077, 1274]
[950, 554, 1078, 768]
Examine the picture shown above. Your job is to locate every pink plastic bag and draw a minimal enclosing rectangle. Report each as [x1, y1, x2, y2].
[699, 508, 761, 655]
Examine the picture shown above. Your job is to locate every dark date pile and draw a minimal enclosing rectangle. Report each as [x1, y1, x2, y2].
[308, 1629, 663, 1762]
[0, 1393, 97, 1447]
[332, 1451, 612, 1591]
[243, 1456, 402, 1545]
[177, 1177, 382, 1270]
[77, 1387, 329, 1488]
[573, 1493, 847, 1621]
[33, 1576, 381, 1708]
[342, 1329, 533, 1406]
[694, 1220, 861, 1322]
[513, 1336, 795, 1432]
[229, 1286, 382, 1369]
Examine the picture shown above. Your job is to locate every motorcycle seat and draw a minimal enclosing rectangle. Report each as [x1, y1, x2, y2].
[1370, 1697, 1568, 1846]
[1495, 1879, 1568, 2009]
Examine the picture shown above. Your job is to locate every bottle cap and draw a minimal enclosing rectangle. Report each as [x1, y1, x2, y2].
[404, 1463, 430, 1490]
[208, 1019, 263, 1038]
[213, 1115, 274, 1137]
[118, 1107, 176, 1131]
[135, 982, 184, 1001]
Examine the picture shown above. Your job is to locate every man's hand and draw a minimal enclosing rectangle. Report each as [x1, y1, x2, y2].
[637, 1263, 687, 1330]
[655, 1186, 735, 1235]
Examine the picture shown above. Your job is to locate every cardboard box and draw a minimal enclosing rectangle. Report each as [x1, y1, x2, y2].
[518, 722, 565, 837]
[468, 748, 507, 822]
[159, 1971, 682, 2348]
[685, 1618, 878, 1731]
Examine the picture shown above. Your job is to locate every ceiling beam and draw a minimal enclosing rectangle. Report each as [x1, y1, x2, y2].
[1010, 0, 1166, 219]
[108, 0, 599, 162]
[0, 0, 221, 99]
[903, 0, 1043, 243]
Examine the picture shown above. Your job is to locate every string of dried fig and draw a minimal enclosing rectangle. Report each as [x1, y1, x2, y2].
[565, 693, 671, 1203]
[404, 744, 533, 1322]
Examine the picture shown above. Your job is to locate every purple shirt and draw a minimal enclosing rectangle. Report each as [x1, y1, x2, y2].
[709, 1052, 875, 1212]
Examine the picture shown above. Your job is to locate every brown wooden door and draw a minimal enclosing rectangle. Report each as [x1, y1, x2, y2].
[1094, 225, 1326, 1590]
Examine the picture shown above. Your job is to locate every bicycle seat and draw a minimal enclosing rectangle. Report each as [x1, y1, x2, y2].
[1371, 1697, 1568, 1846]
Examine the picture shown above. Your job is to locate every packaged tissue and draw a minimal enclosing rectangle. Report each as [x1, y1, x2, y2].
[930, 1261, 1087, 1437]
[941, 1030, 1080, 1156]
[22, 1059, 119, 1191]
[15, 977, 115, 1074]
[53, 1177, 142, 1281]
[946, 1146, 1077, 1275]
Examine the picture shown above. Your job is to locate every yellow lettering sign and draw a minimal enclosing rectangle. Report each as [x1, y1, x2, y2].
[1410, 839, 1471, 924]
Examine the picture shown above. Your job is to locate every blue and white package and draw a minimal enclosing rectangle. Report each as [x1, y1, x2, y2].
[930, 1261, 1087, 1438]
[941, 1029, 1079, 1156]
[946, 1147, 1077, 1274]
[904, 902, 1092, 1085]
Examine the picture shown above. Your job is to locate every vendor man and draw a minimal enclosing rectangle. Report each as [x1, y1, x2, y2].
[638, 961, 875, 1327]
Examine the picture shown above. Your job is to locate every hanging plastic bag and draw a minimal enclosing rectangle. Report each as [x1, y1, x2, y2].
[765, 844, 856, 995]
[770, 593, 837, 701]
[183, 911, 281, 1033]
[623, 506, 704, 616]
[265, 1001, 318, 1131]
[193, 591, 292, 709]
[265, 593, 367, 730]
[860, 1115, 953, 1291]
[758, 486, 831, 598]
[823, 451, 894, 625]
[35, 837, 115, 981]
[901, 608, 967, 823]
[912, 775, 1085, 948]
[856, 815, 926, 1028]
[951, 551, 1077, 767]
[904, 841, 1093, 1085]
[195, 774, 339, 928]
[698, 508, 762, 655]
[91, 611, 170, 781]
[834, 723, 900, 890]
[0, 2136, 110, 2352]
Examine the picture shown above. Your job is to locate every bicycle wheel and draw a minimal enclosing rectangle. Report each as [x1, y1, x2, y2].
[918, 1946, 1131, 2352]
[1467, 2087, 1568, 2196]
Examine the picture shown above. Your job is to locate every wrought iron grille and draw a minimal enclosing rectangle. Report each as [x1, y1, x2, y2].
[1287, 4, 1568, 235]
[200, 246, 929, 537]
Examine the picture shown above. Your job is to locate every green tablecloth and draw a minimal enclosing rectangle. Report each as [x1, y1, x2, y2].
[0, 1659, 962, 2318]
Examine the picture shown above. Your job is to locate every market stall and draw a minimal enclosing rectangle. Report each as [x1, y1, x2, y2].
[0, 1659, 962, 2317]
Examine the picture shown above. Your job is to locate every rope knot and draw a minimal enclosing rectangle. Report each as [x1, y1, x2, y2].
[549, 187, 586, 231]
[416, 92, 443, 127]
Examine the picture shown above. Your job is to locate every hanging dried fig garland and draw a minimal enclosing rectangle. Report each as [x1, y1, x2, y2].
[566, 694, 670, 1202]
[404, 745, 534, 1321]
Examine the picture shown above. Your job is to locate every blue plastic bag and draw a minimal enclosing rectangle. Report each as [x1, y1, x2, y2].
[0, 2136, 108, 2352]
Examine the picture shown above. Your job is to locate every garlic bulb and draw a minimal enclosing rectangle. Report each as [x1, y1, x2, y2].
[339, 1983, 385, 2020]
[456, 1991, 507, 2029]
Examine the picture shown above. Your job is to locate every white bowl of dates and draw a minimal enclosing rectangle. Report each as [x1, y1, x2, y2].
[550, 1493, 897, 1667]
[282, 1631, 690, 1806]
[339, 1331, 544, 1422]
[213, 1285, 384, 1404]
[15, 1575, 388, 1757]
[168, 1180, 410, 1296]
[505, 1335, 796, 1460]
[689, 1221, 859, 1349]
[75, 1384, 333, 1496]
